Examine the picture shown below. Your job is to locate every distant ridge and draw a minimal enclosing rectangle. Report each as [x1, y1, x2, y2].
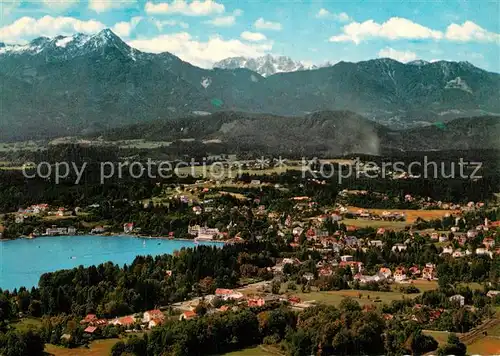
[0, 29, 499, 141]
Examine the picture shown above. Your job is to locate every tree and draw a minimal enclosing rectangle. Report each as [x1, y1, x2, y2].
[111, 341, 126, 356]
[437, 333, 466, 356]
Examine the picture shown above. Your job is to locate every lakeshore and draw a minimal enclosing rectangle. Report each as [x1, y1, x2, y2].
[0, 234, 221, 291]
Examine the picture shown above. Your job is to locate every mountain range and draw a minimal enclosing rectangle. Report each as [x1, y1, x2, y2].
[213, 55, 330, 77]
[0, 29, 499, 141]
[94, 111, 500, 156]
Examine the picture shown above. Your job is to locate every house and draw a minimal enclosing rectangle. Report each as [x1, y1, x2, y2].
[179, 311, 197, 321]
[282, 257, 302, 266]
[369, 240, 384, 248]
[91, 226, 106, 234]
[197, 227, 221, 240]
[483, 238, 495, 249]
[354, 273, 383, 283]
[339, 261, 364, 273]
[218, 305, 231, 312]
[409, 266, 421, 276]
[376, 228, 385, 235]
[331, 214, 342, 221]
[449, 294, 465, 307]
[340, 255, 353, 262]
[80, 314, 97, 325]
[392, 243, 407, 252]
[430, 232, 439, 241]
[422, 266, 436, 280]
[439, 235, 449, 243]
[476, 248, 493, 258]
[303, 272, 315, 281]
[124, 223, 134, 234]
[143, 310, 164, 323]
[247, 298, 266, 307]
[379, 268, 392, 279]
[148, 318, 164, 329]
[110, 316, 136, 327]
[467, 230, 478, 239]
[393, 267, 407, 282]
[441, 246, 453, 255]
[452, 250, 465, 258]
[214, 288, 243, 301]
[84, 326, 97, 334]
[67, 226, 77, 235]
[486, 290, 500, 298]
[344, 236, 359, 247]
[31, 204, 49, 214]
[15, 215, 26, 224]
[94, 319, 107, 326]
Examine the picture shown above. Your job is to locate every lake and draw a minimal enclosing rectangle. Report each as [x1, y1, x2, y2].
[0, 235, 221, 291]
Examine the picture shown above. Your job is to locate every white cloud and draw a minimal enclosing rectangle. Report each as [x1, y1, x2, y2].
[233, 9, 243, 16]
[254, 17, 282, 31]
[378, 47, 417, 62]
[89, 0, 135, 13]
[241, 31, 266, 42]
[316, 9, 351, 22]
[111, 17, 142, 38]
[145, 0, 224, 16]
[316, 9, 330, 18]
[329, 17, 443, 44]
[445, 21, 500, 42]
[0, 15, 105, 43]
[154, 19, 189, 30]
[204, 15, 235, 27]
[128, 32, 272, 68]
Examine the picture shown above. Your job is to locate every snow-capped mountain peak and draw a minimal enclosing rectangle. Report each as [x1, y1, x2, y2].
[214, 54, 322, 77]
[0, 29, 139, 61]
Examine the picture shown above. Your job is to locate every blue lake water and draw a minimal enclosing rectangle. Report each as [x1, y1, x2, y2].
[0, 235, 221, 291]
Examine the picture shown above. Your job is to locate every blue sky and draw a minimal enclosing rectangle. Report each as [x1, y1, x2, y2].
[0, 0, 498, 71]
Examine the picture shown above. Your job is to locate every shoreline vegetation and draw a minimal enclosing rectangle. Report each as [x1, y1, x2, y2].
[0, 233, 226, 244]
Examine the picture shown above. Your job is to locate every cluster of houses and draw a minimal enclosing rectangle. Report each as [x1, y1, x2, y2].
[178, 287, 312, 321]
[79, 309, 167, 334]
[353, 263, 437, 284]
[272, 254, 439, 284]
[16, 205, 72, 219]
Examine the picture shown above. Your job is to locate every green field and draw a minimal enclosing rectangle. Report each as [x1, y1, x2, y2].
[45, 339, 120, 356]
[11, 317, 42, 331]
[342, 218, 408, 229]
[290, 289, 416, 306]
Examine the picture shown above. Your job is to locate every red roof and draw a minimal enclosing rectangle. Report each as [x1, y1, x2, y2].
[146, 310, 164, 319]
[215, 288, 234, 295]
[84, 326, 97, 333]
[182, 311, 197, 319]
[81, 314, 97, 324]
[118, 316, 135, 326]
